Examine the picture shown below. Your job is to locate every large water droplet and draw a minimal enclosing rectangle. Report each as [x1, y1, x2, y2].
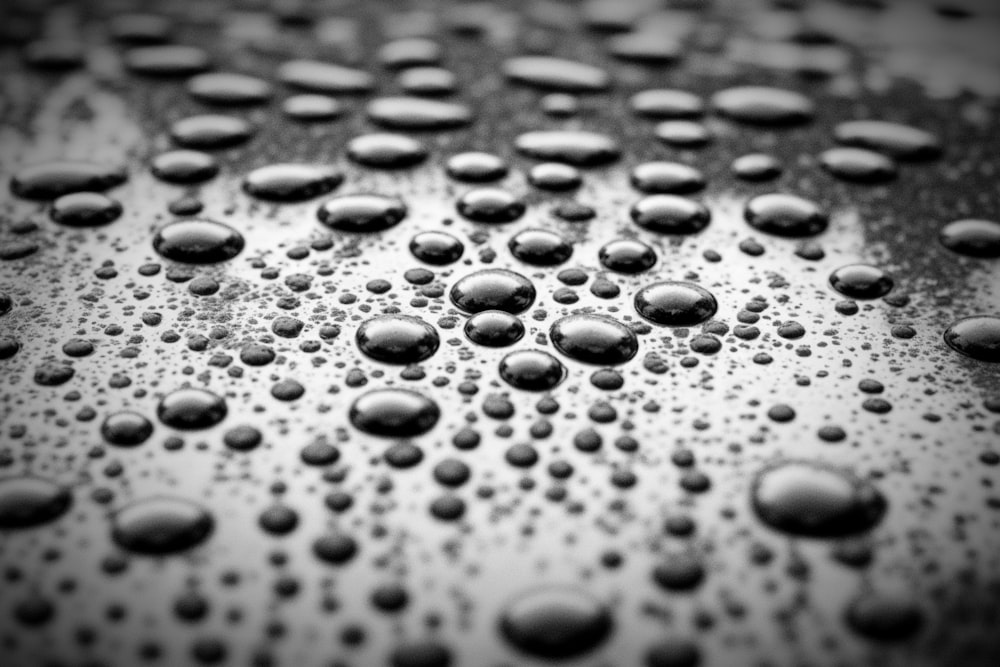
[635, 282, 718, 326]
[187, 72, 273, 105]
[514, 131, 620, 167]
[50, 192, 123, 226]
[744, 193, 828, 237]
[834, 120, 942, 160]
[939, 219, 1000, 258]
[153, 219, 245, 263]
[349, 389, 441, 437]
[410, 231, 464, 265]
[347, 133, 428, 168]
[150, 150, 219, 184]
[629, 89, 704, 118]
[277, 59, 375, 94]
[503, 57, 610, 92]
[356, 315, 440, 364]
[366, 97, 472, 130]
[464, 310, 525, 347]
[450, 269, 536, 314]
[456, 188, 526, 223]
[943, 316, 1000, 362]
[10, 161, 127, 200]
[508, 229, 573, 265]
[828, 264, 894, 299]
[157, 387, 228, 429]
[844, 590, 925, 641]
[317, 194, 407, 232]
[445, 152, 508, 182]
[0, 476, 72, 529]
[101, 411, 154, 446]
[630, 162, 706, 194]
[125, 45, 210, 76]
[499, 350, 566, 391]
[242, 164, 342, 202]
[820, 147, 897, 183]
[599, 239, 657, 273]
[170, 114, 254, 150]
[111, 496, 214, 554]
[712, 86, 815, 125]
[499, 586, 613, 658]
[551, 314, 638, 365]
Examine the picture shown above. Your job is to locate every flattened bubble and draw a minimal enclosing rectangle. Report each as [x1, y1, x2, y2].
[515, 131, 620, 167]
[317, 194, 407, 232]
[281, 94, 343, 121]
[242, 164, 342, 202]
[499, 350, 566, 391]
[635, 282, 718, 326]
[944, 316, 1000, 362]
[630, 195, 710, 234]
[828, 264, 894, 299]
[499, 586, 613, 658]
[277, 59, 375, 94]
[599, 239, 657, 273]
[349, 388, 440, 437]
[503, 56, 610, 92]
[153, 219, 245, 263]
[464, 311, 525, 347]
[410, 231, 464, 265]
[170, 114, 254, 150]
[732, 153, 783, 181]
[551, 314, 639, 365]
[834, 120, 942, 160]
[347, 133, 428, 168]
[101, 411, 154, 446]
[151, 150, 219, 184]
[157, 387, 228, 430]
[445, 152, 508, 182]
[0, 476, 72, 529]
[111, 496, 214, 554]
[508, 229, 573, 265]
[820, 147, 897, 183]
[844, 591, 925, 641]
[712, 86, 815, 125]
[751, 460, 887, 538]
[450, 269, 536, 314]
[11, 161, 127, 200]
[356, 315, 440, 364]
[744, 193, 828, 237]
[187, 72, 273, 105]
[366, 97, 472, 130]
[939, 219, 1000, 258]
[50, 192, 122, 226]
[629, 89, 704, 118]
[125, 45, 210, 76]
[456, 188, 525, 223]
[630, 162, 706, 194]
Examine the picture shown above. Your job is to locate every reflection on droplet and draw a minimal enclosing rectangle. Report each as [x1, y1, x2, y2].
[744, 193, 828, 237]
[153, 219, 245, 263]
[499, 586, 613, 658]
[349, 389, 441, 437]
[939, 219, 1000, 258]
[356, 315, 440, 364]
[111, 496, 214, 554]
[499, 350, 566, 391]
[11, 161, 127, 200]
[944, 316, 1000, 362]
[242, 164, 342, 202]
[317, 194, 407, 232]
[551, 314, 638, 365]
[450, 269, 536, 314]
[0, 476, 72, 529]
[635, 282, 718, 326]
[157, 387, 228, 429]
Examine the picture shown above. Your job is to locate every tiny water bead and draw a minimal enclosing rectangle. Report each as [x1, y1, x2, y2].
[277, 59, 375, 94]
[630, 195, 711, 235]
[508, 229, 573, 265]
[630, 162, 706, 194]
[111, 496, 214, 554]
[150, 150, 219, 184]
[0, 476, 72, 529]
[751, 461, 887, 538]
[366, 96, 472, 130]
[187, 72, 273, 105]
[157, 387, 228, 430]
[629, 89, 704, 118]
[829, 264, 895, 299]
[943, 316, 1000, 363]
[410, 231, 464, 265]
[939, 219, 1000, 258]
[10, 161, 127, 200]
[356, 315, 440, 364]
[349, 389, 441, 437]
[528, 162, 582, 191]
[732, 153, 783, 181]
[499, 350, 566, 391]
[170, 114, 254, 150]
[450, 269, 536, 314]
[514, 131, 621, 167]
[347, 133, 428, 168]
[456, 188, 526, 223]
[499, 586, 613, 658]
[242, 164, 342, 202]
[464, 311, 525, 347]
[820, 147, 898, 183]
[317, 194, 407, 232]
[634, 282, 718, 326]
[50, 192, 123, 226]
[599, 239, 657, 273]
[834, 120, 942, 161]
[101, 411, 154, 446]
[844, 590, 925, 641]
[712, 86, 815, 125]
[744, 193, 829, 237]
[153, 219, 245, 263]
[502, 56, 610, 92]
[551, 314, 639, 365]
[445, 152, 508, 182]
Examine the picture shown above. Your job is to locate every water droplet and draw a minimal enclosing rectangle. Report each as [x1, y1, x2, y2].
[528, 162, 582, 191]
[356, 315, 440, 364]
[712, 86, 815, 125]
[157, 387, 228, 430]
[629, 89, 704, 118]
[242, 164, 342, 202]
[456, 188, 526, 223]
[515, 130, 620, 167]
[349, 388, 440, 437]
[0, 476, 72, 529]
[50, 192, 123, 226]
[635, 282, 718, 326]
[744, 193, 828, 237]
[503, 56, 610, 92]
[939, 219, 1000, 258]
[170, 114, 254, 150]
[125, 45, 210, 76]
[654, 120, 712, 148]
[732, 153, 783, 181]
[111, 496, 214, 554]
[101, 411, 154, 446]
[630, 162, 706, 195]
[608, 32, 682, 64]
[499, 350, 566, 391]
[499, 586, 613, 658]
[347, 133, 428, 168]
[445, 152, 508, 182]
[317, 194, 407, 232]
[943, 316, 1000, 362]
[366, 97, 472, 130]
[598, 239, 657, 273]
[844, 590, 924, 641]
[410, 231, 464, 265]
[820, 147, 897, 183]
[378, 37, 443, 69]
[277, 59, 375, 94]
[551, 314, 639, 365]
[751, 460, 887, 537]
[464, 310, 526, 347]
[187, 72, 273, 105]
[828, 264, 894, 299]
[834, 120, 942, 160]
[11, 161, 127, 200]
[151, 150, 219, 184]
[630, 195, 711, 235]
[398, 66, 457, 96]
[450, 269, 536, 314]
[281, 94, 343, 121]
[153, 219, 245, 263]
[508, 229, 573, 265]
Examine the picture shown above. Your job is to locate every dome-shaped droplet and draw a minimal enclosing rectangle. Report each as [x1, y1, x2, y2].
[751, 461, 887, 537]
[834, 120, 941, 161]
[844, 590, 925, 641]
[629, 89, 704, 118]
[157, 387, 228, 430]
[499, 586, 613, 658]
[598, 239, 657, 273]
[111, 496, 214, 554]
[366, 97, 472, 130]
[630, 162, 706, 195]
[456, 188, 526, 223]
[943, 316, 1000, 362]
[347, 133, 428, 168]
[410, 231, 464, 265]
[732, 153, 783, 181]
[464, 311, 525, 347]
[242, 164, 342, 202]
[356, 315, 440, 364]
[630, 195, 711, 235]
[514, 131, 620, 167]
[377, 37, 442, 69]
[125, 45, 210, 76]
[277, 59, 374, 94]
[10, 161, 127, 200]
[828, 264, 894, 299]
[317, 194, 409, 235]
[508, 229, 573, 266]
[153, 219, 245, 263]
[281, 94, 343, 121]
[349, 389, 441, 437]
[503, 56, 610, 92]
[528, 162, 582, 191]
[939, 219, 1000, 258]
[0, 476, 72, 529]
[151, 150, 219, 184]
[499, 350, 566, 391]
[654, 120, 712, 148]
[635, 282, 718, 326]
[50, 192, 123, 226]
[398, 66, 457, 96]
[170, 114, 253, 150]
[187, 72, 273, 105]
[712, 86, 815, 125]
[551, 314, 638, 365]
[445, 152, 508, 183]
[820, 147, 897, 183]
[101, 411, 154, 446]
[450, 269, 536, 314]
[744, 193, 828, 237]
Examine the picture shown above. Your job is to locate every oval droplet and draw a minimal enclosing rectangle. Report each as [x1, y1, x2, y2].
[943, 316, 1000, 363]
[551, 314, 639, 365]
[828, 264, 894, 300]
[317, 194, 407, 232]
[157, 387, 228, 430]
[503, 56, 610, 92]
[630, 195, 711, 235]
[635, 282, 718, 326]
[499, 586, 613, 659]
[514, 131, 620, 167]
[153, 219, 245, 263]
[939, 219, 1000, 258]
[464, 311, 525, 347]
[242, 164, 343, 202]
[11, 161, 127, 201]
[356, 315, 440, 364]
[499, 350, 566, 391]
[450, 269, 536, 314]
[0, 476, 72, 529]
[349, 389, 441, 437]
[712, 86, 815, 125]
[744, 193, 828, 237]
[111, 496, 214, 554]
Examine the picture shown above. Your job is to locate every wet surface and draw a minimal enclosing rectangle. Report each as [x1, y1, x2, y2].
[2, 1, 1000, 666]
